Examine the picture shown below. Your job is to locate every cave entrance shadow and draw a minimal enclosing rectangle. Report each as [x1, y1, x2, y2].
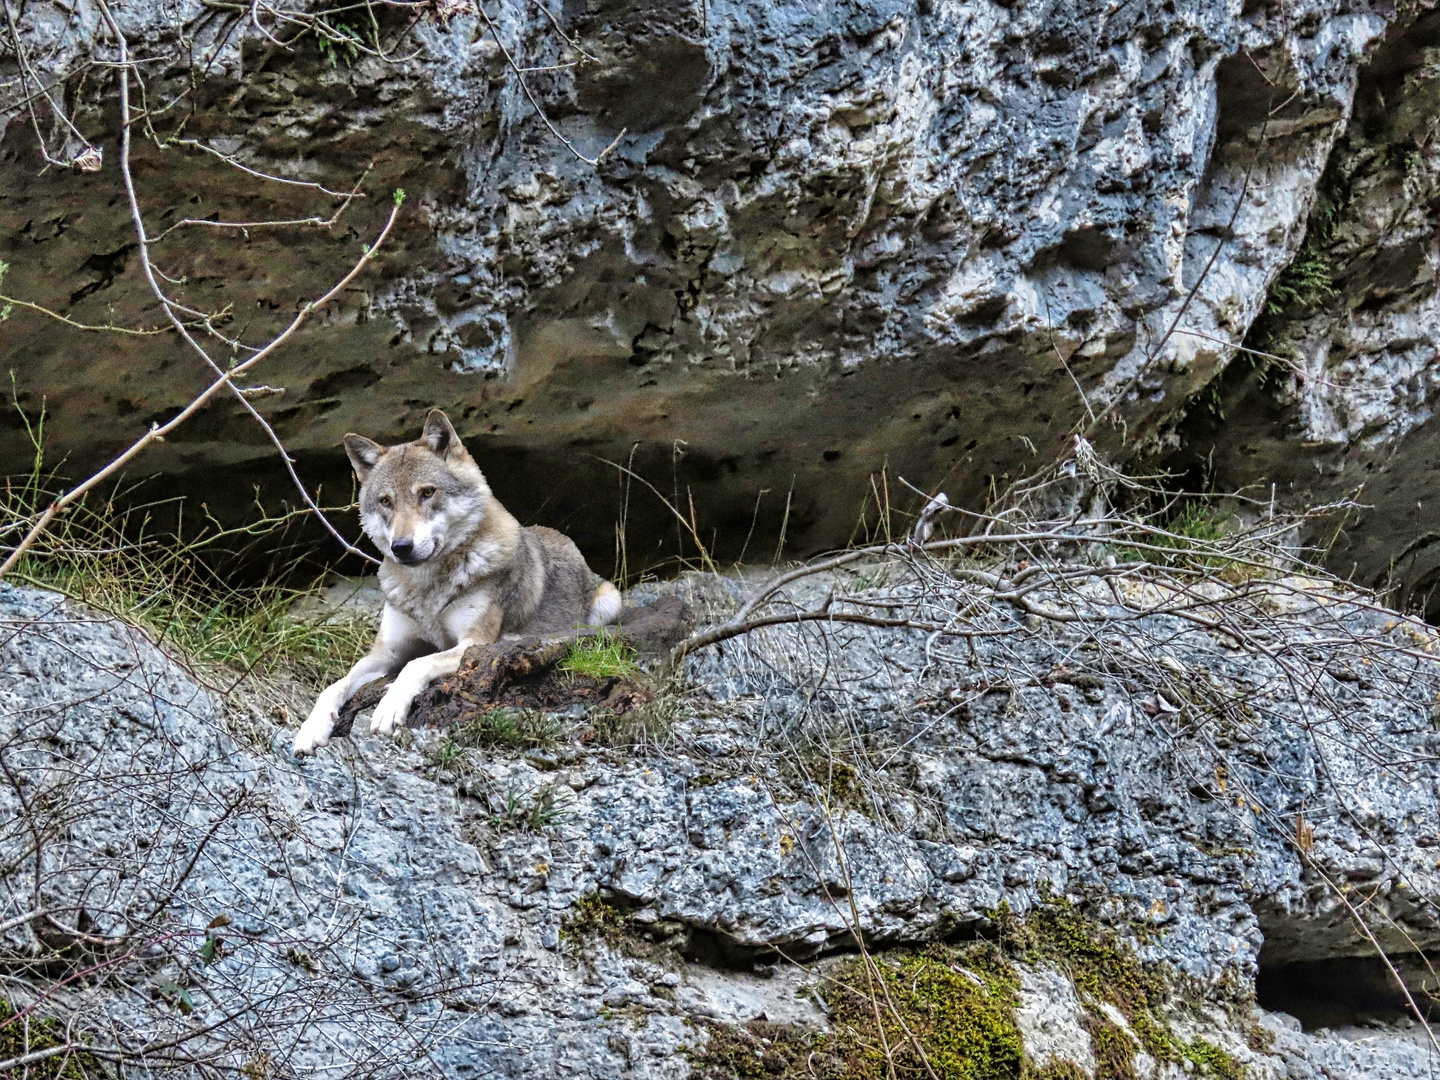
[1257, 953, 1439, 1031]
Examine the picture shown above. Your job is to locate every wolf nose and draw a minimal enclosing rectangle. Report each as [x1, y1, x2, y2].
[391, 538, 416, 562]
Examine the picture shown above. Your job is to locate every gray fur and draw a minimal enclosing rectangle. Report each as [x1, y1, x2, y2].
[292, 409, 619, 755]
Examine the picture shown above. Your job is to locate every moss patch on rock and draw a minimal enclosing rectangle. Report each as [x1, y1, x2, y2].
[692, 1019, 821, 1078]
[0, 1000, 104, 1078]
[560, 892, 688, 968]
[690, 902, 1249, 1080]
[998, 899, 1245, 1079]
[826, 943, 1025, 1079]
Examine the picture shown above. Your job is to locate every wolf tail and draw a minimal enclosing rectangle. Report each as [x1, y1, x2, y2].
[587, 579, 622, 626]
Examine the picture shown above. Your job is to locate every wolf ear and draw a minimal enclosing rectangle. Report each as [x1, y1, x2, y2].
[344, 434, 385, 480]
[421, 409, 463, 459]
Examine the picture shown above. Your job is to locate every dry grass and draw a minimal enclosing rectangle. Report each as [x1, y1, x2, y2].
[2, 398, 373, 692]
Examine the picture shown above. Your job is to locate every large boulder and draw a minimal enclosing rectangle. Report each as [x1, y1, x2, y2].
[3, 568, 1439, 1076]
[3, 1, 1439, 592]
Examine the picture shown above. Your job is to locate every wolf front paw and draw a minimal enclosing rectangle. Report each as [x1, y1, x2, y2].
[292, 711, 335, 756]
[370, 687, 413, 737]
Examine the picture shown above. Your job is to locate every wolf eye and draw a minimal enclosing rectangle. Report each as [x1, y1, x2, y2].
[378, 495, 393, 509]
[418, 486, 437, 501]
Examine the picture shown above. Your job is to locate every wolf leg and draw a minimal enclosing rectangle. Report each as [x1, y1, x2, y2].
[586, 579, 622, 626]
[371, 605, 504, 737]
[293, 606, 428, 755]
[369, 643, 471, 735]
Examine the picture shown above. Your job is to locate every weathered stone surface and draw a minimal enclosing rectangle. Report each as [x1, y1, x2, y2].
[3, 574, 1439, 1076]
[1161, 8, 1440, 606]
[4, 1, 1439, 589]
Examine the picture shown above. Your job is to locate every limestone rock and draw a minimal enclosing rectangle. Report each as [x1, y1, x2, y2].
[3, 575, 1439, 1076]
[3, 2, 1439, 594]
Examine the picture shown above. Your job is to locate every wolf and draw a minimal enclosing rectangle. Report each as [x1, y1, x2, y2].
[291, 409, 622, 755]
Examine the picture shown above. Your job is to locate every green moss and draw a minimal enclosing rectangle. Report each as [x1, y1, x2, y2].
[1243, 1018, 1276, 1055]
[998, 901, 1167, 1021]
[690, 904, 1249, 1080]
[0, 1000, 104, 1078]
[827, 944, 1025, 1080]
[1130, 1011, 1178, 1062]
[1084, 1013, 1139, 1080]
[998, 900, 1247, 1080]
[818, 759, 862, 808]
[1184, 1037, 1245, 1080]
[560, 892, 632, 949]
[691, 1019, 818, 1078]
[691, 942, 1025, 1079]
[560, 893, 686, 966]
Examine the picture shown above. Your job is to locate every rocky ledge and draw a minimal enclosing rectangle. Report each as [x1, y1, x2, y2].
[2, 562, 1439, 1077]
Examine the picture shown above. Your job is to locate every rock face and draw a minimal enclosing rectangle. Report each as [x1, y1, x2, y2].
[3, 1, 1440, 592]
[1162, 8, 1440, 608]
[4, 575, 1440, 1076]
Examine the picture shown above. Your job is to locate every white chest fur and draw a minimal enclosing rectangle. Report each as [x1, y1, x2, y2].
[378, 554, 502, 649]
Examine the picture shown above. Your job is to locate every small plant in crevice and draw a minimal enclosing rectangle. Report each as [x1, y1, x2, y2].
[1259, 163, 1353, 321]
[312, 4, 374, 68]
[489, 782, 572, 834]
[1265, 247, 1337, 315]
[1381, 140, 1422, 177]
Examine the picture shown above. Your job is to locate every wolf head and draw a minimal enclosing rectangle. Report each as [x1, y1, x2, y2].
[344, 410, 489, 566]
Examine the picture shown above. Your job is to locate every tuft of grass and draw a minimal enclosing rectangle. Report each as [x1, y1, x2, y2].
[1382, 141, 1422, 177]
[447, 708, 564, 751]
[490, 782, 572, 833]
[587, 692, 680, 750]
[424, 736, 471, 773]
[2, 391, 372, 689]
[6, 502, 373, 689]
[1114, 502, 1233, 572]
[558, 632, 639, 679]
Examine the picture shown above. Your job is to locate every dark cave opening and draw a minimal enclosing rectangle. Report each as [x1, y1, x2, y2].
[1257, 953, 1437, 1031]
